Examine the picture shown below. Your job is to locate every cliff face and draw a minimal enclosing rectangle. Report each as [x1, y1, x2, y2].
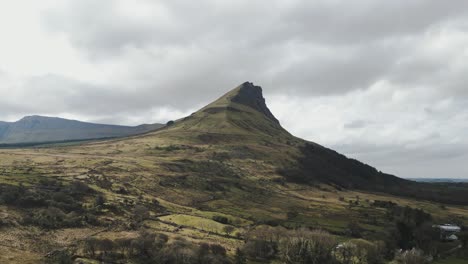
[230, 82, 280, 124]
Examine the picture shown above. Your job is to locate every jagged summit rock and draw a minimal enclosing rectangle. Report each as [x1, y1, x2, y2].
[230, 82, 280, 124]
[200, 82, 280, 124]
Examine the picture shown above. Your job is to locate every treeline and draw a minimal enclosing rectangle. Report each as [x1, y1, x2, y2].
[48, 230, 233, 264]
[47, 224, 465, 264]
[373, 200, 468, 262]
[240, 226, 409, 264]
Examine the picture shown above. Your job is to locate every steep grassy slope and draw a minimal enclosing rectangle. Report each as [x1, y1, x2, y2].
[0, 116, 163, 144]
[0, 82, 467, 263]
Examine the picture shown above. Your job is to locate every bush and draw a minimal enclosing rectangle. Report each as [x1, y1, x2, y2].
[95, 195, 106, 207]
[346, 222, 363, 238]
[243, 239, 277, 260]
[24, 207, 82, 229]
[210, 244, 227, 256]
[159, 239, 197, 263]
[45, 249, 73, 264]
[68, 181, 91, 195]
[212, 215, 229, 225]
[234, 248, 247, 264]
[334, 239, 386, 264]
[278, 229, 337, 264]
[394, 248, 429, 264]
[223, 225, 235, 236]
[0, 185, 24, 205]
[25, 207, 66, 229]
[133, 205, 150, 223]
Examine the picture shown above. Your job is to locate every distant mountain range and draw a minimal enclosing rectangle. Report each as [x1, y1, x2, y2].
[0, 115, 164, 145]
[408, 178, 468, 183]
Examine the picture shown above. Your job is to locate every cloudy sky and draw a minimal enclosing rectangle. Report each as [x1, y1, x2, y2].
[1, 0, 467, 179]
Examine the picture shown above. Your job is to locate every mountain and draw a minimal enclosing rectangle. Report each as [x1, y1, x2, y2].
[168, 82, 402, 188]
[0, 115, 164, 144]
[160, 82, 467, 204]
[1, 82, 468, 263]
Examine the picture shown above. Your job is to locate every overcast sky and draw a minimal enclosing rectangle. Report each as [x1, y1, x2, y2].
[1, 0, 467, 179]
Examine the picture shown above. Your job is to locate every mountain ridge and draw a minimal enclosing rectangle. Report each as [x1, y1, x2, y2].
[0, 115, 164, 144]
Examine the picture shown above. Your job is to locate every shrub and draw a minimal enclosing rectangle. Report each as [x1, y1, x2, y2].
[25, 207, 67, 229]
[25, 207, 82, 229]
[159, 239, 197, 264]
[212, 215, 229, 225]
[45, 249, 73, 264]
[223, 225, 235, 236]
[133, 205, 150, 223]
[68, 181, 91, 195]
[394, 248, 429, 264]
[278, 229, 337, 264]
[210, 244, 227, 256]
[346, 222, 363, 238]
[234, 248, 247, 264]
[95, 195, 106, 207]
[243, 239, 277, 260]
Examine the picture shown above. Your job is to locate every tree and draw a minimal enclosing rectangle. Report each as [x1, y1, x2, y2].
[133, 205, 150, 222]
[346, 221, 363, 238]
[278, 228, 337, 264]
[45, 249, 73, 264]
[394, 248, 429, 264]
[457, 230, 468, 251]
[212, 215, 229, 224]
[210, 244, 227, 256]
[83, 237, 99, 257]
[95, 195, 106, 207]
[243, 239, 276, 261]
[223, 225, 235, 236]
[115, 238, 132, 257]
[98, 239, 115, 256]
[234, 248, 247, 264]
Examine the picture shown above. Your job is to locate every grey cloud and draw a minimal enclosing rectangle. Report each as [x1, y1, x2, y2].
[40, 0, 468, 99]
[43, 1, 468, 53]
[344, 120, 371, 129]
[278, 1, 468, 44]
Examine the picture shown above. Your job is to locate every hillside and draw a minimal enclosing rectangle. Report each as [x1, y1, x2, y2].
[0, 82, 467, 263]
[161, 82, 467, 205]
[0, 116, 164, 144]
